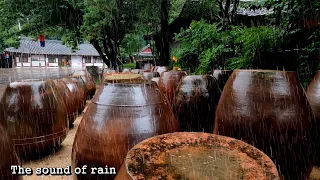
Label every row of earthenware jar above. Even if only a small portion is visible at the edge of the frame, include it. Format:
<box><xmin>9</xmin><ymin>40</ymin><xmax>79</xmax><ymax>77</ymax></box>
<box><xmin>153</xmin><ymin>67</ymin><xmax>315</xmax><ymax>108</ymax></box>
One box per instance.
<box><xmin>74</xmin><ymin>68</ymin><xmax>320</xmax><ymax>180</ymax></box>
<box><xmin>155</xmin><ymin>69</ymin><xmax>320</xmax><ymax>180</ymax></box>
<box><xmin>0</xmin><ymin>69</ymin><xmax>96</xmax><ymax>179</ymax></box>
<box><xmin>3</xmin><ymin>66</ymin><xmax>320</xmax><ymax>179</ymax></box>
<box><xmin>70</xmin><ymin>69</ymin><xmax>277</xmax><ymax>180</ymax></box>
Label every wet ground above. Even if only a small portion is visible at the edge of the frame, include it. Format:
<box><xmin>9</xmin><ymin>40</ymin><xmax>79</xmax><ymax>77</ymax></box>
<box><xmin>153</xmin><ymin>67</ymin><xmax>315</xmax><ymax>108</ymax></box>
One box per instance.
<box><xmin>1</xmin><ymin>67</ymin><xmax>320</xmax><ymax>179</ymax></box>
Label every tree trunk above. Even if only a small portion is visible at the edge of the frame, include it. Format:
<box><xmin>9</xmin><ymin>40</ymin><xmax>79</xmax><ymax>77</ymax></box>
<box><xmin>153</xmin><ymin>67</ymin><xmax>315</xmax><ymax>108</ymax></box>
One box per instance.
<box><xmin>90</xmin><ymin>39</ymin><xmax>109</xmax><ymax>66</ymax></box>
<box><xmin>158</xmin><ymin>0</ymin><xmax>170</xmax><ymax>66</ymax></box>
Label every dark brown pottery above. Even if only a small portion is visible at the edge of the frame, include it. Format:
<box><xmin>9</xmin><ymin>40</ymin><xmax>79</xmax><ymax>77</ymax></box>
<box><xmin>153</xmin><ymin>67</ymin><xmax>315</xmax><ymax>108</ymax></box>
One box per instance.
<box><xmin>74</xmin><ymin>75</ymin><xmax>96</xmax><ymax>99</ymax></box>
<box><xmin>62</xmin><ymin>78</ymin><xmax>87</xmax><ymax>114</ymax></box>
<box><xmin>53</xmin><ymin>79</ymin><xmax>78</xmax><ymax>124</ymax></box>
<box><xmin>212</xmin><ymin>70</ymin><xmax>233</xmax><ymax>91</ymax></box>
<box><xmin>142</xmin><ymin>72</ymin><xmax>160</xmax><ymax>83</ymax></box>
<box><xmin>0</xmin><ymin>80</ymin><xmax>68</xmax><ymax>159</ymax></box>
<box><xmin>72</xmin><ymin>70</ymin><xmax>96</xmax><ymax>99</ymax></box>
<box><xmin>71</xmin><ymin>81</ymin><xmax>180</xmax><ymax>180</ymax></box>
<box><xmin>158</xmin><ymin>70</ymin><xmax>187</xmax><ymax>104</ymax></box>
<box><xmin>68</xmin><ymin>76</ymin><xmax>88</xmax><ymax>99</ymax></box>
<box><xmin>130</xmin><ymin>69</ymin><xmax>140</xmax><ymax>74</ymax></box>
<box><xmin>214</xmin><ymin>69</ymin><xmax>316</xmax><ymax>180</ymax></box>
<box><xmin>151</xmin><ymin>77</ymin><xmax>159</xmax><ymax>85</ymax></box>
<box><xmin>73</xmin><ymin>69</ymin><xmax>93</xmax><ymax>79</ymax></box>
<box><xmin>115</xmin><ymin>132</ymin><xmax>280</xmax><ymax>180</ymax></box>
<box><xmin>306</xmin><ymin>70</ymin><xmax>320</xmax><ymax>166</ymax></box>
<box><xmin>153</xmin><ymin>66</ymin><xmax>169</xmax><ymax>75</ymax></box>
<box><xmin>0</xmin><ymin>124</ymin><xmax>22</xmax><ymax>180</ymax></box>
<box><xmin>103</xmin><ymin>73</ymin><xmax>144</xmax><ymax>84</ymax></box>
<box><xmin>173</xmin><ymin>75</ymin><xmax>221</xmax><ymax>133</ymax></box>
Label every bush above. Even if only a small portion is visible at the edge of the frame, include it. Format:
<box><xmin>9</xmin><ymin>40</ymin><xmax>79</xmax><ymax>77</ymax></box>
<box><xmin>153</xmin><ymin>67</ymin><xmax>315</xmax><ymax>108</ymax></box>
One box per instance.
<box><xmin>122</xmin><ymin>62</ymin><xmax>136</xmax><ymax>69</ymax></box>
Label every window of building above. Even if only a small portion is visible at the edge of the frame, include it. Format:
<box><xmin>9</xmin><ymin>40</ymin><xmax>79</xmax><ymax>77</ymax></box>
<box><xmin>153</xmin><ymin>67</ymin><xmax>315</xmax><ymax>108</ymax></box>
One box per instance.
<box><xmin>83</xmin><ymin>56</ymin><xmax>92</xmax><ymax>63</ymax></box>
<box><xmin>47</xmin><ymin>55</ymin><xmax>56</xmax><ymax>63</ymax></box>
<box><xmin>21</xmin><ymin>54</ymin><xmax>29</xmax><ymax>62</ymax></box>
<box><xmin>93</xmin><ymin>56</ymin><xmax>102</xmax><ymax>63</ymax></box>
<box><xmin>31</xmin><ymin>56</ymin><xmax>38</xmax><ymax>61</ymax></box>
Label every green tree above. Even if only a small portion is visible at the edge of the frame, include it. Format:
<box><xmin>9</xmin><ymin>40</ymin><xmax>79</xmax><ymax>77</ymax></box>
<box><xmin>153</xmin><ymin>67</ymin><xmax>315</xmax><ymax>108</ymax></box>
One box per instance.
<box><xmin>82</xmin><ymin>0</ymin><xmax>140</xmax><ymax>68</ymax></box>
<box><xmin>138</xmin><ymin>0</ymin><xmax>186</xmax><ymax>66</ymax></box>
<box><xmin>0</xmin><ymin>0</ymin><xmax>140</xmax><ymax>69</ymax></box>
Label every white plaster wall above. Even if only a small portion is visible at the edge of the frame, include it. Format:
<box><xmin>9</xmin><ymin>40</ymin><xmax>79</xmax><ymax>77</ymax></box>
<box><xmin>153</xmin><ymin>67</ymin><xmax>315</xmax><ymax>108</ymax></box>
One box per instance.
<box><xmin>71</xmin><ymin>56</ymin><xmax>83</xmax><ymax>67</ymax></box>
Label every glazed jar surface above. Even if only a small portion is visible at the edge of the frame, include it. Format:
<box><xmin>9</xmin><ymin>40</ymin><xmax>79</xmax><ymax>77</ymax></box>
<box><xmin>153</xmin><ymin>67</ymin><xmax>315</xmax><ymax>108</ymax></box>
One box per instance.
<box><xmin>214</xmin><ymin>69</ymin><xmax>316</xmax><ymax>180</ymax></box>
<box><xmin>174</xmin><ymin>75</ymin><xmax>221</xmax><ymax>133</ymax></box>
<box><xmin>158</xmin><ymin>70</ymin><xmax>187</xmax><ymax>104</ymax></box>
<box><xmin>0</xmin><ymin>124</ymin><xmax>22</xmax><ymax>180</ymax></box>
<box><xmin>71</xmin><ymin>81</ymin><xmax>180</xmax><ymax>180</ymax></box>
<box><xmin>212</xmin><ymin>70</ymin><xmax>233</xmax><ymax>91</ymax></box>
<box><xmin>53</xmin><ymin>79</ymin><xmax>78</xmax><ymax>124</ymax></box>
<box><xmin>62</xmin><ymin>77</ymin><xmax>87</xmax><ymax>114</ymax></box>
<box><xmin>0</xmin><ymin>80</ymin><xmax>68</xmax><ymax>159</ymax></box>
<box><xmin>306</xmin><ymin>70</ymin><xmax>320</xmax><ymax>166</ymax></box>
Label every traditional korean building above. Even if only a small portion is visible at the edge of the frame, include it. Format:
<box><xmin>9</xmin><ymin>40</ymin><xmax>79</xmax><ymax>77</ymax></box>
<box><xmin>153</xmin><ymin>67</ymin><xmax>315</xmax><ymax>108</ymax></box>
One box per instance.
<box><xmin>133</xmin><ymin>44</ymin><xmax>156</xmax><ymax>68</ymax></box>
<box><xmin>4</xmin><ymin>37</ymin><xmax>106</xmax><ymax>68</ymax></box>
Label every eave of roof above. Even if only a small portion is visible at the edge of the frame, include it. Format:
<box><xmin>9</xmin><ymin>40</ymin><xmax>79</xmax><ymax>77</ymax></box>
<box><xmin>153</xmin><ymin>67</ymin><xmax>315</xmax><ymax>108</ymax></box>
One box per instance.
<box><xmin>5</xmin><ymin>37</ymin><xmax>100</xmax><ymax>56</ymax></box>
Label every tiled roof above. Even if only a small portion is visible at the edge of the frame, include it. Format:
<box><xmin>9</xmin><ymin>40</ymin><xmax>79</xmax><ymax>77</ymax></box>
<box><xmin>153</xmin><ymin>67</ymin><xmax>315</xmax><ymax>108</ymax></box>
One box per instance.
<box><xmin>136</xmin><ymin>44</ymin><xmax>154</xmax><ymax>57</ymax></box>
<box><xmin>5</xmin><ymin>37</ymin><xmax>100</xmax><ymax>56</ymax></box>
<box><xmin>236</xmin><ymin>0</ymin><xmax>274</xmax><ymax>16</ymax></box>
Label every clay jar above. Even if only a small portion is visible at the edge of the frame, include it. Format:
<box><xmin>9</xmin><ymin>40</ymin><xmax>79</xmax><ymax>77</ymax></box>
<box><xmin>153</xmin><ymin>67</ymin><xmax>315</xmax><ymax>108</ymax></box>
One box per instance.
<box><xmin>0</xmin><ymin>79</ymin><xmax>68</xmax><ymax>159</ymax></box>
<box><xmin>306</xmin><ymin>70</ymin><xmax>320</xmax><ymax>166</ymax></box>
<box><xmin>115</xmin><ymin>132</ymin><xmax>280</xmax><ymax>180</ymax></box>
<box><xmin>173</xmin><ymin>75</ymin><xmax>221</xmax><ymax>133</ymax></box>
<box><xmin>212</xmin><ymin>70</ymin><xmax>233</xmax><ymax>91</ymax></box>
<box><xmin>68</xmin><ymin>76</ymin><xmax>89</xmax><ymax>99</ymax></box>
<box><xmin>62</xmin><ymin>77</ymin><xmax>87</xmax><ymax>114</ymax></box>
<box><xmin>142</xmin><ymin>72</ymin><xmax>160</xmax><ymax>83</ymax></box>
<box><xmin>103</xmin><ymin>73</ymin><xmax>144</xmax><ymax>84</ymax></box>
<box><xmin>214</xmin><ymin>69</ymin><xmax>316</xmax><ymax>180</ymax></box>
<box><xmin>0</xmin><ymin>124</ymin><xmax>22</xmax><ymax>180</ymax></box>
<box><xmin>73</xmin><ymin>69</ymin><xmax>93</xmax><ymax>80</ymax></box>
<box><xmin>72</xmin><ymin>72</ymin><xmax>96</xmax><ymax>99</ymax></box>
<box><xmin>130</xmin><ymin>69</ymin><xmax>140</xmax><ymax>74</ymax></box>
<box><xmin>154</xmin><ymin>66</ymin><xmax>169</xmax><ymax>75</ymax></box>
<box><xmin>71</xmin><ymin>80</ymin><xmax>180</xmax><ymax>180</ymax></box>
<box><xmin>158</xmin><ymin>70</ymin><xmax>187</xmax><ymax>104</ymax></box>
<box><xmin>53</xmin><ymin>79</ymin><xmax>78</xmax><ymax>124</ymax></box>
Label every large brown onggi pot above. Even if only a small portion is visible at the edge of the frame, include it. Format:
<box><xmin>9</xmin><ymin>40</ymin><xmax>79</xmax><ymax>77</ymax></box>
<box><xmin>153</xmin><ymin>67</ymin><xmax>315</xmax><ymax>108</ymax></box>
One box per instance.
<box><xmin>212</xmin><ymin>70</ymin><xmax>233</xmax><ymax>91</ymax></box>
<box><xmin>62</xmin><ymin>77</ymin><xmax>87</xmax><ymax>114</ymax></box>
<box><xmin>0</xmin><ymin>124</ymin><xmax>22</xmax><ymax>180</ymax></box>
<box><xmin>103</xmin><ymin>73</ymin><xmax>144</xmax><ymax>84</ymax></box>
<box><xmin>130</xmin><ymin>69</ymin><xmax>140</xmax><ymax>74</ymax></box>
<box><xmin>115</xmin><ymin>132</ymin><xmax>280</xmax><ymax>180</ymax></box>
<box><xmin>73</xmin><ymin>69</ymin><xmax>92</xmax><ymax>78</ymax></box>
<box><xmin>72</xmin><ymin>71</ymin><xmax>96</xmax><ymax>99</ymax></box>
<box><xmin>0</xmin><ymin>80</ymin><xmax>69</xmax><ymax>159</ymax></box>
<box><xmin>306</xmin><ymin>70</ymin><xmax>320</xmax><ymax>166</ymax></box>
<box><xmin>173</xmin><ymin>75</ymin><xmax>221</xmax><ymax>133</ymax></box>
<box><xmin>53</xmin><ymin>79</ymin><xmax>78</xmax><ymax>124</ymax></box>
<box><xmin>68</xmin><ymin>76</ymin><xmax>88</xmax><ymax>98</ymax></box>
<box><xmin>214</xmin><ymin>69</ymin><xmax>316</xmax><ymax>180</ymax></box>
<box><xmin>71</xmin><ymin>81</ymin><xmax>180</xmax><ymax>180</ymax></box>
<box><xmin>158</xmin><ymin>70</ymin><xmax>187</xmax><ymax>104</ymax></box>
<box><xmin>153</xmin><ymin>66</ymin><xmax>169</xmax><ymax>75</ymax></box>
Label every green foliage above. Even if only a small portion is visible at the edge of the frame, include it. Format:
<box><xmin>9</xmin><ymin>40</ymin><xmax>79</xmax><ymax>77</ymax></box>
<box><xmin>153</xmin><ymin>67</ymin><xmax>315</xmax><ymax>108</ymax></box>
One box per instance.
<box><xmin>231</xmin><ymin>25</ymin><xmax>284</xmax><ymax>67</ymax></box>
<box><xmin>172</xmin><ymin>20</ymin><xmax>284</xmax><ymax>74</ymax></box>
<box><xmin>169</xmin><ymin>0</ymin><xmax>186</xmax><ymax>24</ymax></box>
<box><xmin>122</xmin><ymin>62</ymin><xmax>136</xmax><ymax>69</ymax></box>
<box><xmin>120</xmin><ymin>32</ymin><xmax>145</xmax><ymax>57</ymax></box>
